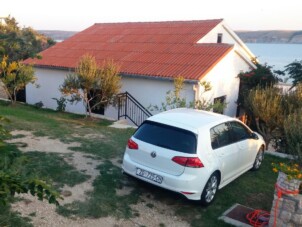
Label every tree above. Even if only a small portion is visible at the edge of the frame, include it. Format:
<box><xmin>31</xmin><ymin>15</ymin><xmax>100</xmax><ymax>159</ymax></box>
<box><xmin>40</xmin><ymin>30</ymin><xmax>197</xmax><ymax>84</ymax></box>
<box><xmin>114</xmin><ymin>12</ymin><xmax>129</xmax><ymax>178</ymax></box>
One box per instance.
<box><xmin>0</xmin><ymin>56</ymin><xmax>36</xmax><ymax>104</ymax></box>
<box><xmin>246</xmin><ymin>84</ymin><xmax>302</xmax><ymax>152</ymax></box>
<box><xmin>0</xmin><ymin>16</ymin><xmax>55</xmax><ymax>62</ymax></box>
<box><xmin>237</xmin><ymin>62</ymin><xmax>281</xmax><ymax>111</ymax></box>
<box><xmin>194</xmin><ymin>81</ymin><xmax>227</xmax><ymax>112</ymax></box>
<box><xmin>246</xmin><ymin>86</ymin><xmax>283</xmax><ymax>148</ymax></box>
<box><xmin>282</xmin><ymin>84</ymin><xmax>302</xmax><ymax>115</ymax></box>
<box><xmin>149</xmin><ymin>76</ymin><xmax>227</xmax><ymax>112</ymax></box>
<box><xmin>60</xmin><ymin>54</ymin><xmax>121</xmax><ymax>117</ymax></box>
<box><xmin>0</xmin><ymin>116</ymin><xmax>60</xmax><ymax>205</ymax></box>
<box><xmin>149</xmin><ymin>76</ymin><xmax>187</xmax><ymax>111</ymax></box>
<box><xmin>283</xmin><ymin>60</ymin><xmax>302</xmax><ymax>88</ymax></box>
<box><xmin>284</xmin><ymin>109</ymin><xmax>302</xmax><ymax>165</ymax></box>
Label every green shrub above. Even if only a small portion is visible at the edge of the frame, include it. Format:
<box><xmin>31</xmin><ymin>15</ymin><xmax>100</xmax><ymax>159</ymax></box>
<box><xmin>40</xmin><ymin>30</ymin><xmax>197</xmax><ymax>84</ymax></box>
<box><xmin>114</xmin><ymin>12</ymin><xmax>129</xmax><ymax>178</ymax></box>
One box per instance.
<box><xmin>52</xmin><ymin>97</ymin><xmax>67</xmax><ymax>112</ymax></box>
<box><xmin>284</xmin><ymin>110</ymin><xmax>302</xmax><ymax>165</ymax></box>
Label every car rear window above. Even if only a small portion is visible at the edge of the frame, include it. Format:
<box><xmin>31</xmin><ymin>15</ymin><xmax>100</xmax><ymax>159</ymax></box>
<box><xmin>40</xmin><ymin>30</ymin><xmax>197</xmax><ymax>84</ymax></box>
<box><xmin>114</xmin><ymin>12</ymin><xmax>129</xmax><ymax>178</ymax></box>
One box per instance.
<box><xmin>133</xmin><ymin>121</ymin><xmax>197</xmax><ymax>154</ymax></box>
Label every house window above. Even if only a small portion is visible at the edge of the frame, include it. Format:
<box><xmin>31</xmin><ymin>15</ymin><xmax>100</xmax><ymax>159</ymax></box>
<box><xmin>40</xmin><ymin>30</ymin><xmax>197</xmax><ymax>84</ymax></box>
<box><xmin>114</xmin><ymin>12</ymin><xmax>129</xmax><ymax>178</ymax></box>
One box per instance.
<box><xmin>213</xmin><ymin>95</ymin><xmax>226</xmax><ymax>114</ymax></box>
<box><xmin>217</xmin><ymin>33</ymin><xmax>223</xmax><ymax>43</ymax></box>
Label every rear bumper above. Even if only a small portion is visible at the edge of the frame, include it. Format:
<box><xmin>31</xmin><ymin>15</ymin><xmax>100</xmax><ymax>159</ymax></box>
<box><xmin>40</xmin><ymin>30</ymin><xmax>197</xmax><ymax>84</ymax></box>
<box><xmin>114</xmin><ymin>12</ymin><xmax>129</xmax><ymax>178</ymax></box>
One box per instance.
<box><xmin>122</xmin><ymin>152</ymin><xmax>209</xmax><ymax>200</ymax></box>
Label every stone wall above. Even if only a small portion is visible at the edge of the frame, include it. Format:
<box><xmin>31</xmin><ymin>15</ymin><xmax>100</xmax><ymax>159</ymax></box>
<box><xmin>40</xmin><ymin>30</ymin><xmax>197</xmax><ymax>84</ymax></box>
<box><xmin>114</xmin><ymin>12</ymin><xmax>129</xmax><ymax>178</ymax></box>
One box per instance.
<box><xmin>269</xmin><ymin>172</ymin><xmax>302</xmax><ymax>226</ymax></box>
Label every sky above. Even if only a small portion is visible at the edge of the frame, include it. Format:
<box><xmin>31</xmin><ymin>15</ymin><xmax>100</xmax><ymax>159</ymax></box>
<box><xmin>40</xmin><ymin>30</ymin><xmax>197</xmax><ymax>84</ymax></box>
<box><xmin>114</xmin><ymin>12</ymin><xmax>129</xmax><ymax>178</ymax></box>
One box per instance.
<box><xmin>1</xmin><ymin>0</ymin><xmax>302</xmax><ymax>31</ymax></box>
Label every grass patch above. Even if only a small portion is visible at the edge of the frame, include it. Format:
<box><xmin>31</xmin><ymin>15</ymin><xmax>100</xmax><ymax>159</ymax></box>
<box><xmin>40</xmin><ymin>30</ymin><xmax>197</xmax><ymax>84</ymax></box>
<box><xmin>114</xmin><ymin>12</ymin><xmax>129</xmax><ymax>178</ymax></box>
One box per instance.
<box><xmin>57</xmin><ymin>161</ymin><xmax>141</xmax><ymax>218</ymax></box>
<box><xmin>133</xmin><ymin>154</ymin><xmax>280</xmax><ymax>226</ymax></box>
<box><xmin>69</xmin><ymin>128</ymin><xmax>133</xmax><ymax>159</ymax></box>
<box><xmin>146</xmin><ymin>203</ymin><xmax>154</xmax><ymax>209</ymax></box>
<box><xmin>0</xmin><ymin>101</ymin><xmax>114</xmax><ymax>142</ymax></box>
<box><xmin>20</xmin><ymin>152</ymin><xmax>90</xmax><ymax>189</ymax></box>
<box><xmin>0</xmin><ymin>101</ymin><xmax>134</xmax><ymax>159</ymax></box>
<box><xmin>0</xmin><ymin>143</ymin><xmax>34</xmax><ymax>226</ymax></box>
<box><xmin>0</xmin><ymin>101</ymin><xmax>287</xmax><ymax>226</ymax></box>
<box><xmin>0</xmin><ymin>203</ymin><xmax>32</xmax><ymax>227</ymax></box>
<box><xmin>28</xmin><ymin>212</ymin><xmax>36</xmax><ymax>217</ymax></box>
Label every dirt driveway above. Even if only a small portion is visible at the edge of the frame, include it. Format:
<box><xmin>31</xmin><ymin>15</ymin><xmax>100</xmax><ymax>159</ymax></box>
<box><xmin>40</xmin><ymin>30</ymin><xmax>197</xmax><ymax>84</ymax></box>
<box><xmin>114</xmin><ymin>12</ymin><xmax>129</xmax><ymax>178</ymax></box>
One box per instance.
<box><xmin>8</xmin><ymin>130</ymin><xmax>190</xmax><ymax>227</ymax></box>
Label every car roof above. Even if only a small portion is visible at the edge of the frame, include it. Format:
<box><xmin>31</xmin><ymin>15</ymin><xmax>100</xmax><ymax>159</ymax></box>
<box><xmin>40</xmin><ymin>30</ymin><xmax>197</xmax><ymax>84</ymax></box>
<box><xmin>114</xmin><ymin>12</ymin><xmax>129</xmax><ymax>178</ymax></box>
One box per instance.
<box><xmin>147</xmin><ymin>108</ymin><xmax>236</xmax><ymax>133</ymax></box>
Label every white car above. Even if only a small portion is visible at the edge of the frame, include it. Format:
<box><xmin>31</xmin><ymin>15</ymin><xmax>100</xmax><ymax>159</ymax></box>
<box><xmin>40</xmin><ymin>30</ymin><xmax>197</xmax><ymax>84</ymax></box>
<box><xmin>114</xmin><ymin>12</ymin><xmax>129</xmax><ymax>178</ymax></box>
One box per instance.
<box><xmin>122</xmin><ymin>108</ymin><xmax>265</xmax><ymax>205</ymax></box>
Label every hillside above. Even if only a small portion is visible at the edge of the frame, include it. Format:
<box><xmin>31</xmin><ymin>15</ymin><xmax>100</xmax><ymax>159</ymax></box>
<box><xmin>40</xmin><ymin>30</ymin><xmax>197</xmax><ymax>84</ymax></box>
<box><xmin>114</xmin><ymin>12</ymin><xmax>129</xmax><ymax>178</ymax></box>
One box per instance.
<box><xmin>38</xmin><ymin>30</ymin><xmax>77</xmax><ymax>41</ymax></box>
<box><xmin>236</xmin><ymin>30</ymin><xmax>302</xmax><ymax>43</ymax></box>
<box><xmin>39</xmin><ymin>30</ymin><xmax>302</xmax><ymax>44</ymax></box>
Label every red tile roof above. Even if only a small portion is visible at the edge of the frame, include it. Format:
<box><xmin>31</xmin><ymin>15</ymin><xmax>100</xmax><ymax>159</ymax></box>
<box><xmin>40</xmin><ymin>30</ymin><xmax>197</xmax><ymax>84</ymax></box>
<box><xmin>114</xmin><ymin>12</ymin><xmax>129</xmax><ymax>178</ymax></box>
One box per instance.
<box><xmin>25</xmin><ymin>19</ymin><xmax>233</xmax><ymax>81</ymax></box>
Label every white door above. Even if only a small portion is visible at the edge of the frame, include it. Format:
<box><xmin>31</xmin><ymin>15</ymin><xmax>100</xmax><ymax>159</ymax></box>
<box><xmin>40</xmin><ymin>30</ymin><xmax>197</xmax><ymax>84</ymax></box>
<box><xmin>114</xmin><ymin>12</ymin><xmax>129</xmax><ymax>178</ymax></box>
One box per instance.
<box><xmin>210</xmin><ymin>123</ymin><xmax>240</xmax><ymax>183</ymax></box>
<box><xmin>229</xmin><ymin>121</ymin><xmax>258</xmax><ymax>171</ymax></box>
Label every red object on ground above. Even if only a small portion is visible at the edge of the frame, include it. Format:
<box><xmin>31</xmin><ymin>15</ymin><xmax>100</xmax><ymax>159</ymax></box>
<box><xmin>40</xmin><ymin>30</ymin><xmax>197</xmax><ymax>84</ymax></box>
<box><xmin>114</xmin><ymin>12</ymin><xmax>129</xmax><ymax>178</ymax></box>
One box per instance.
<box><xmin>246</xmin><ymin>210</ymin><xmax>270</xmax><ymax>227</ymax></box>
<box><xmin>246</xmin><ymin>183</ymin><xmax>299</xmax><ymax>227</ymax></box>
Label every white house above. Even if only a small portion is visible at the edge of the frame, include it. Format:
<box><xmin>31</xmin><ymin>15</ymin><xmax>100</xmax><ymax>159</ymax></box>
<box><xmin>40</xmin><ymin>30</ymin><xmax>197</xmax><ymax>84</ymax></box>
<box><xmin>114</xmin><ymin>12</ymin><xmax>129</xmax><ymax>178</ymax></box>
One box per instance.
<box><xmin>24</xmin><ymin>19</ymin><xmax>256</xmax><ymax>124</ymax></box>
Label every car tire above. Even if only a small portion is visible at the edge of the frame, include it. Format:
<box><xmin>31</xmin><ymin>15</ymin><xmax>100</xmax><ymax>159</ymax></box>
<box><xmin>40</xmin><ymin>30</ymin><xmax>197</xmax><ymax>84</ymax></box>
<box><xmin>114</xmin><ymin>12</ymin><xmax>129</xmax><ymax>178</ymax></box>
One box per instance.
<box><xmin>200</xmin><ymin>173</ymin><xmax>219</xmax><ymax>206</ymax></box>
<box><xmin>252</xmin><ymin>147</ymin><xmax>264</xmax><ymax>171</ymax></box>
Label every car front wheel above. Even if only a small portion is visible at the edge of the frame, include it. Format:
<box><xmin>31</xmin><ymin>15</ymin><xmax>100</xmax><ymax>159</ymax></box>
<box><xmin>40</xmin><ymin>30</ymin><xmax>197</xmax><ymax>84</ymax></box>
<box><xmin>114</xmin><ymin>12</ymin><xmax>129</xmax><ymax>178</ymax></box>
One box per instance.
<box><xmin>252</xmin><ymin>147</ymin><xmax>264</xmax><ymax>171</ymax></box>
<box><xmin>200</xmin><ymin>173</ymin><xmax>219</xmax><ymax>206</ymax></box>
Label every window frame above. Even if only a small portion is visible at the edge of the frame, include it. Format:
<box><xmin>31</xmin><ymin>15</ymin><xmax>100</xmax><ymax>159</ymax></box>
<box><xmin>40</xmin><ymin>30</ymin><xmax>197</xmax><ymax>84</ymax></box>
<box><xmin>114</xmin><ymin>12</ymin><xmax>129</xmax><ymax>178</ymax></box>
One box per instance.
<box><xmin>133</xmin><ymin>120</ymin><xmax>198</xmax><ymax>154</ymax></box>
<box><xmin>217</xmin><ymin>33</ymin><xmax>223</xmax><ymax>43</ymax></box>
<box><xmin>210</xmin><ymin>120</ymin><xmax>253</xmax><ymax>150</ymax></box>
<box><xmin>210</xmin><ymin>122</ymin><xmax>233</xmax><ymax>150</ymax></box>
<box><xmin>213</xmin><ymin>95</ymin><xmax>226</xmax><ymax>114</ymax></box>
<box><xmin>228</xmin><ymin>121</ymin><xmax>253</xmax><ymax>143</ymax></box>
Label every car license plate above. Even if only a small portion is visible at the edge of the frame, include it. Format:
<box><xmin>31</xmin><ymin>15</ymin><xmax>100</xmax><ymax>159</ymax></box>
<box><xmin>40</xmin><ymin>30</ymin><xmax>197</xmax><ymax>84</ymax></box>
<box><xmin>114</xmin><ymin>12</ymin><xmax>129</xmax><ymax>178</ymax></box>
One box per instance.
<box><xmin>136</xmin><ymin>168</ymin><xmax>163</xmax><ymax>184</ymax></box>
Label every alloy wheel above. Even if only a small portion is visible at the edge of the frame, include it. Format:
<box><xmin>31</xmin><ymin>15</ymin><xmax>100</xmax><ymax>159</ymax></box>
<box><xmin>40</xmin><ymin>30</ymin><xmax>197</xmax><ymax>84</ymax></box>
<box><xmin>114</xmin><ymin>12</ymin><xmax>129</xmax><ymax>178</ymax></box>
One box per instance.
<box><xmin>254</xmin><ymin>149</ymin><xmax>264</xmax><ymax>169</ymax></box>
<box><xmin>205</xmin><ymin>175</ymin><xmax>218</xmax><ymax>203</ymax></box>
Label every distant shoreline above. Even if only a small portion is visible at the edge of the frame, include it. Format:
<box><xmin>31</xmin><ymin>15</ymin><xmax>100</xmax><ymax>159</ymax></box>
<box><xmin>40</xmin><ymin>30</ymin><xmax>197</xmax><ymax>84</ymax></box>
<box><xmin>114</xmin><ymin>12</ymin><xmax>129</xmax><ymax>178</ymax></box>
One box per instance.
<box><xmin>38</xmin><ymin>30</ymin><xmax>302</xmax><ymax>44</ymax></box>
<box><xmin>236</xmin><ymin>30</ymin><xmax>302</xmax><ymax>44</ymax></box>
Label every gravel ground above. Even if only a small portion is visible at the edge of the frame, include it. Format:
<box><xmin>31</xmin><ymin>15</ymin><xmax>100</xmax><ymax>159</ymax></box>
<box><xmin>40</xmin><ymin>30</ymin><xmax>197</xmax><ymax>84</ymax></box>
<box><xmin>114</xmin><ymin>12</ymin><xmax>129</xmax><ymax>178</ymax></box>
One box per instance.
<box><xmin>8</xmin><ymin>130</ymin><xmax>190</xmax><ymax>227</ymax></box>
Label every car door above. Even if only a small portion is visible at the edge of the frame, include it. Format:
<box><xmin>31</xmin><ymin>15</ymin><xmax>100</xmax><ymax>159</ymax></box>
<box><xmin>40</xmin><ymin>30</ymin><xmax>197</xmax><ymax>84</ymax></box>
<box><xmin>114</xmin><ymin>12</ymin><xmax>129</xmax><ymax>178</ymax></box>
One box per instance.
<box><xmin>210</xmin><ymin>123</ymin><xmax>239</xmax><ymax>183</ymax></box>
<box><xmin>229</xmin><ymin>121</ymin><xmax>258</xmax><ymax>172</ymax></box>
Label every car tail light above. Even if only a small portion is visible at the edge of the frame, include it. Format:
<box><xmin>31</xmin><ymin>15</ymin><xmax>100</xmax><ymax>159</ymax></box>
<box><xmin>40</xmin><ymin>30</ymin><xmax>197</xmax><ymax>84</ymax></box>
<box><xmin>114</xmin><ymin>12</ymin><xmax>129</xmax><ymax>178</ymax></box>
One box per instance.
<box><xmin>128</xmin><ymin>139</ymin><xmax>138</xmax><ymax>150</ymax></box>
<box><xmin>172</xmin><ymin>156</ymin><xmax>204</xmax><ymax>168</ymax></box>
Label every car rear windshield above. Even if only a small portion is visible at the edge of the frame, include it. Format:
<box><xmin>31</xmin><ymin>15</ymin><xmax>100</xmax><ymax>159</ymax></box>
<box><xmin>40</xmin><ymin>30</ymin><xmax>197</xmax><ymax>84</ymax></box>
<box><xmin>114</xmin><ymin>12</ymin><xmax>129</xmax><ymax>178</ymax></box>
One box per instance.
<box><xmin>133</xmin><ymin>121</ymin><xmax>197</xmax><ymax>154</ymax></box>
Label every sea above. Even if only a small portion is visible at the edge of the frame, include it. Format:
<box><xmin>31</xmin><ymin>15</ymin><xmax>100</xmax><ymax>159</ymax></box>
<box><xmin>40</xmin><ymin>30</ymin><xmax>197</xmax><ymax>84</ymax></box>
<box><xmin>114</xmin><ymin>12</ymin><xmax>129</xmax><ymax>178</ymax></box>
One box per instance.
<box><xmin>246</xmin><ymin>43</ymin><xmax>302</xmax><ymax>79</ymax></box>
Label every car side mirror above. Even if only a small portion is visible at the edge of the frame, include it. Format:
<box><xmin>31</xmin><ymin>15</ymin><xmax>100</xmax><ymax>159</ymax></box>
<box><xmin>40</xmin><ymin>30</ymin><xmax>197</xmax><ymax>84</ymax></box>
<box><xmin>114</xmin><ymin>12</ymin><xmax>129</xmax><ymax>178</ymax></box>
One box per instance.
<box><xmin>251</xmin><ymin>132</ymin><xmax>259</xmax><ymax>140</ymax></box>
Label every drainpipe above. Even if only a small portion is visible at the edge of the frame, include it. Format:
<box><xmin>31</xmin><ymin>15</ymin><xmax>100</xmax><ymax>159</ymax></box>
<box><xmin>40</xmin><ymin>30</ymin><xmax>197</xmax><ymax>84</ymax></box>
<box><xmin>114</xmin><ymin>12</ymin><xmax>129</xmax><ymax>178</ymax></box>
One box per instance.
<box><xmin>193</xmin><ymin>83</ymin><xmax>199</xmax><ymax>107</ymax></box>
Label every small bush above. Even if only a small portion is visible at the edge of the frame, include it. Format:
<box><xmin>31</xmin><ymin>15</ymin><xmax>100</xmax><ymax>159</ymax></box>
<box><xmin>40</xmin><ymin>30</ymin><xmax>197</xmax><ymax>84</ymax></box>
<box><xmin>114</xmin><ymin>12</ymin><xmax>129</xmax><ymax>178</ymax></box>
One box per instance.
<box><xmin>284</xmin><ymin>110</ymin><xmax>302</xmax><ymax>164</ymax></box>
<box><xmin>52</xmin><ymin>97</ymin><xmax>67</xmax><ymax>112</ymax></box>
<box><xmin>34</xmin><ymin>101</ymin><xmax>44</xmax><ymax>109</ymax></box>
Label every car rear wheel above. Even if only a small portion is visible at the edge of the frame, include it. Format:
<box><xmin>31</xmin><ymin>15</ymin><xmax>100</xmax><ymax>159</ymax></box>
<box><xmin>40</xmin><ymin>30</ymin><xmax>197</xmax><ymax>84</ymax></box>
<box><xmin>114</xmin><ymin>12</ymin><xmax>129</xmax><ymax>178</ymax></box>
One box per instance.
<box><xmin>200</xmin><ymin>173</ymin><xmax>219</xmax><ymax>206</ymax></box>
<box><xmin>252</xmin><ymin>147</ymin><xmax>264</xmax><ymax>171</ymax></box>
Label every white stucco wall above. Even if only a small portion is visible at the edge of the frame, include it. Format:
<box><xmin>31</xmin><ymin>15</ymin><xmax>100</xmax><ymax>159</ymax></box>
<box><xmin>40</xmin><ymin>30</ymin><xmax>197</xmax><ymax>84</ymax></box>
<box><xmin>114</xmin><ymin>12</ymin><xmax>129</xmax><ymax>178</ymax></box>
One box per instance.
<box><xmin>198</xmin><ymin>22</ymin><xmax>256</xmax><ymax>64</ymax></box>
<box><xmin>106</xmin><ymin>76</ymin><xmax>195</xmax><ymax>120</ymax></box>
<box><xmin>26</xmin><ymin>68</ymin><xmax>86</xmax><ymax>115</ymax></box>
<box><xmin>198</xmin><ymin>23</ymin><xmax>236</xmax><ymax>44</ymax></box>
<box><xmin>27</xmin><ymin>68</ymin><xmax>196</xmax><ymax>120</ymax></box>
<box><xmin>198</xmin><ymin>49</ymin><xmax>251</xmax><ymax>117</ymax></box>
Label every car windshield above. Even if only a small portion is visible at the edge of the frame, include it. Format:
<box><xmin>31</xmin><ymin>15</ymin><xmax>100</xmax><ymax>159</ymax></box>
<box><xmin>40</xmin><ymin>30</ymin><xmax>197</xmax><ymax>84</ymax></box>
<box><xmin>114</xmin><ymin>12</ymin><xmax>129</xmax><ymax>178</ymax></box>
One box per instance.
<box><xmin>133</xmin><ymin>121</ymin><xmax>197</xmax><ymax>154</ymax></box>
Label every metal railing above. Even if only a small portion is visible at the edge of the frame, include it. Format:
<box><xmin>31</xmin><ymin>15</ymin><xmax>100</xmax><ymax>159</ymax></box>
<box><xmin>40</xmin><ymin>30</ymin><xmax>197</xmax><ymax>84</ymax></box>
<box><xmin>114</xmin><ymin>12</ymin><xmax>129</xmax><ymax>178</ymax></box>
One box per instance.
<box><xmin>117</xmin><ymin>92</ymin><xmax>152</xmax><ymax>127</ymax></box>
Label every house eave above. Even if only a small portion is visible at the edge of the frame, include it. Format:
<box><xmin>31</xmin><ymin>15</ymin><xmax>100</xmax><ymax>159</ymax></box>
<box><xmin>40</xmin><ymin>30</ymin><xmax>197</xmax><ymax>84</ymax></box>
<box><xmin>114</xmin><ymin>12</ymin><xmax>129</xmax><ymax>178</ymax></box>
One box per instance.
<box><xmin>32</xmin><ymin>65</ymin><xmax>199</xmax><ymax>84</ymax></box>
<box><xmin>121</xmin><ymin>73</ymin><xmax>199</xmax><ymax>84</ymax></box>
<box><xmin>31</xmin><ymin>64</ymin><xmax>75</xmax><ymax>72</ymax></box>
<box><xmin>222</xmin><ymin>23</ymin><xmax>258</xmax><ymax>68</ymax></box>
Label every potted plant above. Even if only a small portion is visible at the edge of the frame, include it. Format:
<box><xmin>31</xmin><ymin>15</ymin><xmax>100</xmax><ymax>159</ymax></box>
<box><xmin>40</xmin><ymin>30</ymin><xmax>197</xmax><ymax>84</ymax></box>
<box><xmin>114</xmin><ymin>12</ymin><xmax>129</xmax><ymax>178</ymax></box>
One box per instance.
<box><xmin>272</xmin><ymin>162</ymin><xmax>302</xmax><ymax>192</ymax></box>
